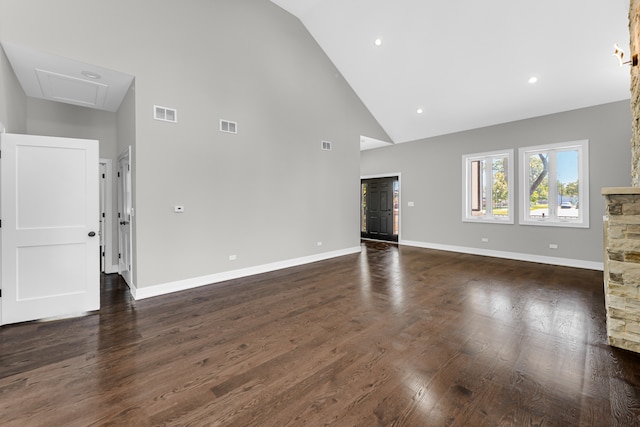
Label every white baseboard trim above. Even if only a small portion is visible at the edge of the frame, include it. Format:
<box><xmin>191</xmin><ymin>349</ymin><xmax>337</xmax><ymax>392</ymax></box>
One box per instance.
<box><xmin>130</xmin><ymin>246</ymin><xmax>362</xmax><ymax>300</ymax></box>
<box><xmin>400</xmin><ymin>240</ymin><xmax>604</xmax><ymax>271</ymax></box>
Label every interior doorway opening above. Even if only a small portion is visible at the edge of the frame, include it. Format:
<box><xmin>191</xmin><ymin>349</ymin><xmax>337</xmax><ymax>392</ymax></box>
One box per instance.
<box><xmin>361</xmin><ymin>175</ymin><xmax>400</xmax><ymax>242</ymax></box>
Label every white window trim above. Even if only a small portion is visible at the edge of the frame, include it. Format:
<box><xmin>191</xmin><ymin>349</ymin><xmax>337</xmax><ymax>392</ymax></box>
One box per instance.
<box><xmin>462</xmin><ymin>149</ymin><xmax>514</xmax><ymax>224</ymax></box>
<box><xmin>518</xmin><ymin>140</ymin><xmax>589</xmax><ymax>228</ymax></box>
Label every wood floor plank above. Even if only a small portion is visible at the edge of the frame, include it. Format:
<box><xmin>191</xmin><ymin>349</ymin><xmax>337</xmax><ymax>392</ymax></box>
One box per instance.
<box><xmin>1</xmin><ymin>241</ymin><xmax>640</xmax><ymax>426</ymax></box>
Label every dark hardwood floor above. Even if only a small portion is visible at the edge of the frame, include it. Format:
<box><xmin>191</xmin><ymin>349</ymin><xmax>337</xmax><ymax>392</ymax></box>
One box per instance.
<box><xmin>1</xmin><ymin>241</ymin><xmax>640</xmax><ymax>426</ymax></box>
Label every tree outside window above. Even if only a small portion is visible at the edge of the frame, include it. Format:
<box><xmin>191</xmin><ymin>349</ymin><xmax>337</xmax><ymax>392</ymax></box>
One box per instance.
<box><xmin>462</xmin><ymin>149</ymin><xmax>514</xmax><ymax>224</ymax></box>
<box><xmin>520</xmin><ymin>141</ymin><xmax>588</xmax><ymax>227</ymax></box>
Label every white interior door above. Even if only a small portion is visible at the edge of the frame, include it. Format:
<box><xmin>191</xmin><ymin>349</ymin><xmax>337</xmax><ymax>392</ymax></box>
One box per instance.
<box><xmin>1</xmin><ymin>133</ymin><xmax>99</xmax><ymax>325</ymax></box>
<box><xmin>118</xmin><ymin>147</ymin><xmax>133</xmax><ymax>286</ymax></box>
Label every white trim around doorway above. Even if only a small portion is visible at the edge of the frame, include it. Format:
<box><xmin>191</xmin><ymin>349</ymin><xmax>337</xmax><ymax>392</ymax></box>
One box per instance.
<box><xmin>360</xmin><ymin>172</ymin><xmax>402</xmax><ymax>242</ymax></box>
<box><xmin>100</xmin><ymin>158</ymin><xmax>118</xmax><ymax>274</ymax></box>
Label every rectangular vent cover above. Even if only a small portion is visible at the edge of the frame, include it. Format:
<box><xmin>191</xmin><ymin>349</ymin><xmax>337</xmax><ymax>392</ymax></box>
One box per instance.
<box><xmin>220</xmin><ymin>119</ymin><xmax>237</xmax><ymax>134</ymax></box>
<box><xmin>154</xmin><ymin>105</ymin><xmax>177</xmax><ymax>123</ymax></box>
<box><xmin>321</xmin><ymin>140</ymin><xmax>332</xmax><ymax>151</ymax></box>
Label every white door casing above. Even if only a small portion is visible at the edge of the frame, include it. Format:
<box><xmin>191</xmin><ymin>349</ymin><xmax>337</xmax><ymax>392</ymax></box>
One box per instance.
<box><xmin>1</xmin><ymin>133</ymin><xmax>100</xmax><ymax>325</ymax></box>
<box><xmin>99</xmin><ymin>158</ymin><xmax>115</xmax><ymax>274</ymax></box>
<box><xmin>117</xmin><ymin>147</ymin><xmax>133</xmax><ymax>287</ymax></box>
<box><xmin>100</xmin><ymin>162</ymin><xmax>106</xmax><ymax>272</ymax></box>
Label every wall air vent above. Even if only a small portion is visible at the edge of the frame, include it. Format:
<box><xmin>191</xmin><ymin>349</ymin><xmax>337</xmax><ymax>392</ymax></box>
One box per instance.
<box><xmin>321</xmin><ymin>140</ymin><xmax>332</xmax><ymax>151</ymax></box>
<box><xmin>154</xmin><ymin>105</ymin><xmax>177</xmax><ymax>123</ymax></box>
<box><xmin>220</xmin><ymin>119</ymin><xmax>237</xmax><ymax>134</ymax></box>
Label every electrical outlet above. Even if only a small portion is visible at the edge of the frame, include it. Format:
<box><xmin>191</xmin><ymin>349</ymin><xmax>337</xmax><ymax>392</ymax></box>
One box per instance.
<box><xmin>549</xmin><ymin>244</ymin><xmax>558</xmax><ymax>249</ymax></box>
<box><xmin>481</xmin><ymin>237</ymin><xmax>489</xmax><ymax>243</ymax></box>
<box><xmin>174</xmin><ymin>205</ymin><xmax>184</xmax><ymax>213</ymax></box>
<box><xmin>317</xmin><ymin>241</ymin><xmax>323</xmax><ymax>247</ymax></box>
<box><xmin>229</xmin><ymin>254</ymin><xmax>237</xmax><ymax>261</ymax></box>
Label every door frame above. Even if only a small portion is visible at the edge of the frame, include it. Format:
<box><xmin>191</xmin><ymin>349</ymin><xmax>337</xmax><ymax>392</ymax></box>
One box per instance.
<box><xmin>99</xmin><ymin>158</ymin><xmax>116</xmax><ymax>274</ymax></box>
<box><xmin>360</xmin><ymin>173</ymin><xmax>402</xmax><ymax>242</ymax></box>
<box><xmin>117</xmin><ymin>146</ymin><xmax>134</xmax><ymax>288</ymax></box>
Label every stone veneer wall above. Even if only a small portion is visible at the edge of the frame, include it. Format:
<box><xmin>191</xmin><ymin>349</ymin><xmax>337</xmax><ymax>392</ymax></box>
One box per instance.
<box><xmin>603</xmin><ymin>188</ymin><xmax>640</xmax><ymax>352</ymax></box>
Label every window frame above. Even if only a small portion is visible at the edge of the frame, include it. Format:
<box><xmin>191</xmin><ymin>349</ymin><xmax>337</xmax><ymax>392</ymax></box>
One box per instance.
<box><xmin>462</xmin><ymin>149</ymin><xmax>514</xmax><ymax>224</ymax></box>
<box><xmin>518</xmin><ymin>140</ymin><xmax>589</xmax><ymax>228</ymax></box>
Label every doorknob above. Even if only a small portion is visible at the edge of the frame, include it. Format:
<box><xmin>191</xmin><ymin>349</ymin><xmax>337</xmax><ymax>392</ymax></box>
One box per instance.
<box><xmin>120</xmin><ymin>221</ymin><xmax>130</xmax><ymax>225</ymax></box>
<box><xmin>88</xmin><ymin>231</ymin><xmax>96</xmax><ymax>237</ymax></box>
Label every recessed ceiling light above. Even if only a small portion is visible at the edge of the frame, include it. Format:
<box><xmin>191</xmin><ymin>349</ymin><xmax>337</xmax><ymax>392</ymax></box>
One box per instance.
<box><xmin>416</xmin><ymin>108</ymin><xmax>424</xmax><ymax>114</ymax></box>
<box><xmin>81</xmin><ymin>70</ymin><xmax>101</xmax><ymax>79</ymax></box>
<box><xmin>374</xmin><ymin>38</ymin><xmax>382</xmax><ymax>46</ymax></box>
<box><xmin>528</xmin><ymin>76</ymin><xmax>538</xmax><ymax>84</ymax></box>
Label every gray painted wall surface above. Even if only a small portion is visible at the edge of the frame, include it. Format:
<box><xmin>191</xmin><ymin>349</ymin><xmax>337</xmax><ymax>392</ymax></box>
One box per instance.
<box><xmin>0</xmin><ymin>47</ymin><xmax>25</xmax><ymax>133</ymax></box>
<box><xmin>0</xmin><ymin>0</ymin><xmax>389</xmax><ymax>289</ymax></box>
<box><xmin>25</xmin><ymin>98</ymin><xmax>120</xmax><ymax>266</ymax></box>
<box><xmin>26</xmin><ymin>98</ymin><xmax>117</xmax><ymax>162</ymax></box>
<box><xmin>361</xmin><ymin>100</ymin><xmax>632</xmax><ymax>264</ymax></box>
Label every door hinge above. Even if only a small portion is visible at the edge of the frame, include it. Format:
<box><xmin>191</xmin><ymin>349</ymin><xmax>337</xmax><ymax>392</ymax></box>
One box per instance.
<box><xmin>102</xmin><ymin>173</ymin><xmax>105</xmax><ymax>179</ymax></box>
<box><xmin>117</xmin><ymin>171</ymin><xmax>120</xmax><ymax>178</ymax></box>
<box><xmin>102</xmin><ymin>212</ymin><xmax>105</xmax><ymax>218</ymax></box>
<box><xmin>119</xmin><ymin>253</ymin><xmax>121</xmax><ymax>259</ymax></box>
<box><xmin>118</xmin><ymin>212</ymin><xmax>121</xmax><ymax>218</ymax></box>
<box><xmin>0</xmin><ymin>289</ymin><xmax>2</xmax><ymax>298</ymax></box>
<box><xmin>128</xmin><ymin>164</ymin><xmax>130</xmax><ymax>171</ymax></box>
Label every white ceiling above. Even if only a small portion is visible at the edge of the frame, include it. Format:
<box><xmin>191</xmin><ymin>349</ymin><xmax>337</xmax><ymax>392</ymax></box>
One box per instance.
<box><xmin>2</xmin><ymin>42</ymin><xmax>134</xmax><ymax>113</ymax></box>
<box><xmin>271</xmin><ymin>0</ymin><xmax>632</xmax><ymax>145</ymax></box>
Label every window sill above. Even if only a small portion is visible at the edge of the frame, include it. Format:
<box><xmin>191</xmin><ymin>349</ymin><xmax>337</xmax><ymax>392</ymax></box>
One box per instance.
<box><xmin>519</xmin><ymin>219</ymin><xmax>589</xmax><ymax>228</ymax></box>
<box><xmin>463</xmin><ymin>217</ymin><xmax>514</xmax><ymax>225</ymax></box>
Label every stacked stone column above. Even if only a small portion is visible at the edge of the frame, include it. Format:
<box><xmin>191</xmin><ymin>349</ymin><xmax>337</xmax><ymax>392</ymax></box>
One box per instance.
<box><xmin>603</xmin><ymin>188</ymin><xmax>640</xmax><ymax>352</ymax></box>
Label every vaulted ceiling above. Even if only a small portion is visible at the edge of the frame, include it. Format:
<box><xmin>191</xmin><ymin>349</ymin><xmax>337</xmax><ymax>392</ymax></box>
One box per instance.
<box><xmin>271</xmin><ymin>0</ymin><xmax>631</xmax><ymax>145</ymax></box>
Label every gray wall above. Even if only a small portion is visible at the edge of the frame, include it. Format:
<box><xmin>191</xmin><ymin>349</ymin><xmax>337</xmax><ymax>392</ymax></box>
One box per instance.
<box><xmin>25</xmin><ymin>98</ymin><xmax>120</xmax><ymax>267</ymax></box>
<box><xmin>26</xmin><ymin>98</ymin><xmax>118</xmax><ymax>161</ymax></box>
<box><xmin>361</xmin><ymin>100</ymin><xmax>632</xmax><ymax>265</ymax></box>
<box><xmin>0</xmin><ymin>46</ymin><xmax>25</xmax><ymax>133</ymax></box>
<box><xmin>0</xmin><ymin>0</ymin><xmax>389</xmax><ymax>289</ymax></box>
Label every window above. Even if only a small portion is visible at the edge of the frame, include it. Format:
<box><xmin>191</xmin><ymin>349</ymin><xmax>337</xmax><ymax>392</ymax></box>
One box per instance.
<box><xmin>462</xmin><ymin>149</ymin><xmax>514</xmax><ymax>223</ymax></box>
<box><xmin>361</xmin><ymin>182</ymin><xmax>367</xmax><ymax>233</ymax></box>
<box><xmin>393</xmin><ymin>180</ymin><xmax>399</xmax><ymax>236</ymax></box>
<box><xmin>519</xmin><ymin>140</ymin><xmax>589</xmax><ymax>228</ymax></box>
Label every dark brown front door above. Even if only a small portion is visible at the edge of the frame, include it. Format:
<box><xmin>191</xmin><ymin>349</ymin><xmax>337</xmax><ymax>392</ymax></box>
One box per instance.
<box><xmin>361</xmin><ymin>177</ymin><xmax>398</xmax><ymax>242</ymax></box>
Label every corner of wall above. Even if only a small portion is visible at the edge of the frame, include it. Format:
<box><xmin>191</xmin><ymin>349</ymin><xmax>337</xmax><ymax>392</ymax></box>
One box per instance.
<box><xmin>0</xmin><ymin>45</ymin><xmax>26</xmax><ymax>133</ymax></box>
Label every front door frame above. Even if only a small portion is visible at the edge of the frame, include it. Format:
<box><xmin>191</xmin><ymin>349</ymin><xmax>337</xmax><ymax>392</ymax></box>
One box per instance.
<box><xmin>360</xmin><ymin>172</ymin><xmax>402</xmax><ymax>242</ymax></box>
